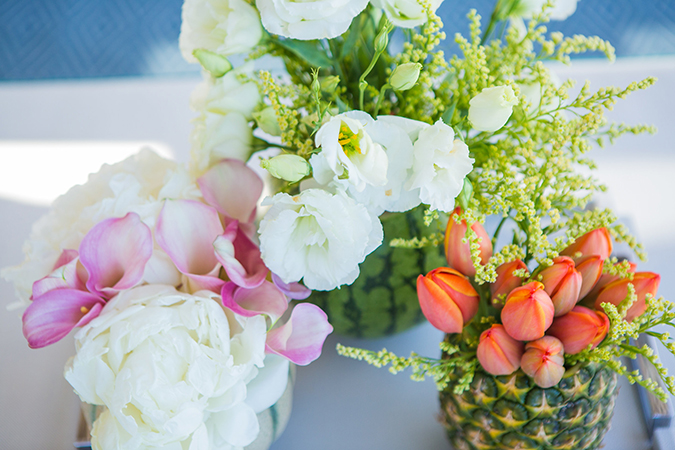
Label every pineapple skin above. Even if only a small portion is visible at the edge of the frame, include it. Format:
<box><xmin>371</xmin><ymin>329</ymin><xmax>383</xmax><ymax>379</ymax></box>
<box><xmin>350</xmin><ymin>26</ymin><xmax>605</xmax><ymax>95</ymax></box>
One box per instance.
<box><xmin>439</xmin><ymin>363</ymin><xmax>619</xmax><ymax>450</ymax></box>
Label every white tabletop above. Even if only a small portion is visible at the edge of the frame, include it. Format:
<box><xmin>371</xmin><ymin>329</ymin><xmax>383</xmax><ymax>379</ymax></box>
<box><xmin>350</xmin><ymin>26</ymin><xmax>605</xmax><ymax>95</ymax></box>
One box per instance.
<box><xmin>1</xmin><ymin>56</ymin><xmax>674</xmax><ymax>449</ymax></box>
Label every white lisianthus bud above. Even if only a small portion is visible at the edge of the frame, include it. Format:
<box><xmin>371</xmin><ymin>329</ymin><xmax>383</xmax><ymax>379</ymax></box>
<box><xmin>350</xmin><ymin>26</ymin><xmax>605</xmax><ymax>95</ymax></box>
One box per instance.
<box><xmin>371</xmin><ymin>0</ymin><xmax>444</xmax><ymax>28</ymax></box>
<box><xmin>312</xmin><ymin>111</ymin><xmax>389</xmax><ymax>192</ymax></box>
<box><xmin>253</xmin><ymin>107</ymin><xmax>282</xmax><ymax>136</ymax></box>
<box><xmin>256</xmin><ymin>0</ymin><xmax>368</xmax><ymax>40</ymax></box>
<box><xmin>468</xmin><ymin>85</ymin><xmax>519</xmax><ymax>132</ymax></box>
<box><xmin>261</xmin><ymin>154</ymin><xmax>310</xmax><ymax>182</ymax></box>
<box><xmin>259</xmin><ymin>189</ymin><xmax>383</xmax><ymax>290</ymax></box>
<box><xmin>180</xmin><ymin>0</ymin><xmax>263</xmax><ymax>62</ymax></box>
<box><xmin>389</xmin><ymin>63</ymin><xmax>422</xmax><ymax>91</ymax></box>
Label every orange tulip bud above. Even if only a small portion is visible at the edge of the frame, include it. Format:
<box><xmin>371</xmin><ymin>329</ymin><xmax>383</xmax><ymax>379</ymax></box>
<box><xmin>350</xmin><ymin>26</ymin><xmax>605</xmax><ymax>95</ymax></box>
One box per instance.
<box><xmin>477</xmin><ymin>324</ymin><xmax>524</xmax><ymax>376</ymax></box>
<box><xmin>584</xmin><ymin>261</ymin><xmax>637</xmax><ymax>304</ymax></box>
<box><xmin>560</xmin><ymin>227</ymin><xmax>612</xmax><ymax>262</ymax></box>
<box><xmin>490</xmin><ymin>259</ymin><xmax>528</xmax><ymax>305</ymax></box>
<box><xmin>539</xmin><ymin>256</ymin><xmax>582</xmax><ymax>316</ymax></box>
<box><xmin>594</xmin><ymin>272</ymin><xmax>661</xmax><ymax>322</ymax></box>
<box><xmin>444</xmin><ymin>207</ymin><xmax>493</xmax><ymax>277</ymax></box>
<box><xmin>520</xmin><ymin>336</ymin><xmax>565</xmax><ymax>388</ymax></box>
<box><xmin>575</xmin><ymin>255</ymin><xmax>604</xmax><ymax>300</ymax></box>
<box><xmin>416</xmin><ymin>267</ymin><xmax>479</xmax><ymax>333</ymax></box>
<box><xmin>547</xmin><ymin>306</ymin><xmax>609</xmax><ymax>354</ymax></box>
<box><xmin>501</xmin><ymin>281</ymin><xmax>555</xmax><ymax>341</ymax></box>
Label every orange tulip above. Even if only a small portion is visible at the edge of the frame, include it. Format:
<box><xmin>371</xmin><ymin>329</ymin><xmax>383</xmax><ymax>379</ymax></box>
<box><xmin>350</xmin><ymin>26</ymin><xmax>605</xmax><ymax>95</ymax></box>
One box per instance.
<box><xmin>520</xmin><ymin>336</ymin><xmax>565</xmax><ymax>388</ymax></box>
<box><xmin>560</xmin><ymin>227</ymin><xmax>612</xmax><ymax>262</ymax></box>
<box><xmin>477</xmin><ymin>324</ymin><xmax>524</xmax><ymax>376</ymax></box>
<box><xmin>575</xmin><ymin>255</ymin><xmax>604</xmax><ymax>300</ymax></box>
<box><xmin>444</xmin><ymin>207</ymin><xmax>493</xmax><ymax>277</ymax></box>
<box><xmin>538</xmin><ymin>256</ymin><xmax>582</xmax><ymax>317</ymax></box>
<box><xmin>594</xmin><ymin>272</ymin><xmax>661</xmax><ymax>322</ymax></box>
<box><xmin>490</xmin><ymin>259</ymin><xmax>528</xmax><ymax>305</ymax></box>
<box><xmin>547</xmin><ymin>306</ymin><xmax>609</xmax><ymax>354</ymax></box>
<box><xmin>585</xmin><ymin>261</ymin><xmax>637</xmax><ymax>304</ymax></box>
<box><xmin>501</xmin><ymin>281</ymin><xmax>555</xmax><ymax>341</ymax></box>
<box><xmin>416</xmin><ymin>267</ymin><xmax>480</xmax><ymax>333</ymax></box>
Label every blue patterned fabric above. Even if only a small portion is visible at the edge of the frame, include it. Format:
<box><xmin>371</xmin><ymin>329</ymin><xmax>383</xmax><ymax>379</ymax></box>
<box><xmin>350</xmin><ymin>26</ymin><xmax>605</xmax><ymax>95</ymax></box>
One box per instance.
<box><xmin>1</xmin><ymin>0</ymin><xmax>674</xmax><ymax>80</ymax></box>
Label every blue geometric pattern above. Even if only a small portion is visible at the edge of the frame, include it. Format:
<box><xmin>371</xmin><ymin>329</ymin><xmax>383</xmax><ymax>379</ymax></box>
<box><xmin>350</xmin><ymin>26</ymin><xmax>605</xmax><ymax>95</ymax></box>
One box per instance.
<box><xmin>1</xmin><ymin>0</ymin><xmax>674</xmax><ymax>81</ymax></box>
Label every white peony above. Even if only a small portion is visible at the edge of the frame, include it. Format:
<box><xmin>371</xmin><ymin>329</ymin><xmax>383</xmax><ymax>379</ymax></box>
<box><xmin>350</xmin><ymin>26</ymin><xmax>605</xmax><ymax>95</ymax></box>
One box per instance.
<box><xmin>180</xmin><ymin>0</ymin><xmax>263</xmax><ymax>63</ymax></box>
<box><xmin>1</xmin><ymin>150</ymin><xmax>200</xmax><ymax>306</ymax></box>
<box><xmin>371</xmin><ymin>0</ymin><xmax>444</xmax><ymax>28</ymax></box>
<box><xmin>258</xmin><ymin>189</ymin><xmax>383</xmax><ymax>290</ymax></box>
<box><xmin>65</xmin><ymin>285</ymin><xmax>288</xmax><ymax>450</ymax></box>
<box><xmin>468</xmin><ymin>85</ymin><xmax>519</xmax><ymax>132</ymax></box>
<box><xmin>312</xmin><ymin>111</ymin><xmax>389</xmax><ymax>193</ymax></box>
<box><xmin>256</xmin><ymin>0</ymin><xmax>368</xmax><ymax>40</ymax></box>
<box><xmin>407</xmin><ymin>119</ymin><xmax>474</xmax><ymax>212</ymax></box>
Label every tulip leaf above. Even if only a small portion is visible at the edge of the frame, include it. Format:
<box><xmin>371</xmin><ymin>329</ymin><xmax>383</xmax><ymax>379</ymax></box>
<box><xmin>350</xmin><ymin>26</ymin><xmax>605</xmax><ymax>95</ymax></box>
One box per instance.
<box><xmin>274</xmin><ymin>39</ymin><xmax>333</xmax><ymax>69</ymax></box>
<box><xmin>193</xmin><ymin>49</ymin><xmax>232</xmax><ymax>78</ymax></box>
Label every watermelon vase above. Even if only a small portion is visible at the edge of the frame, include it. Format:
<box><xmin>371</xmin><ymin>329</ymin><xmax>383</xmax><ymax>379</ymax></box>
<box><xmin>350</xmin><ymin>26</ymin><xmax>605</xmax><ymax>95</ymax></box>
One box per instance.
<box><xmin>307</xmin><ymin>206</ymin><xmax>447</xmax><ymax>338</ymax></box>
<box><xmin>439</xmin><ymin>356</ymin><xmax>619</xmax><ymax>450</ymax></box>
<box><xmin>77</xmin><ymin>367</ymin><xmax>296</xmax><ymax>449</ymax></box>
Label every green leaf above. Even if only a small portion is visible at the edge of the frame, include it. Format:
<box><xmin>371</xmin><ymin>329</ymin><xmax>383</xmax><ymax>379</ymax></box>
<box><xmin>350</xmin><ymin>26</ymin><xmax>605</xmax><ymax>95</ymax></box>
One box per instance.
<box><xmin>340</xmin><ymin>13</ymin><xmax>362</xmax><ymax>60</ymax></box>
<box><xmin>457</xmin><ymin>177</ymin><xmax>473</xmax><ymax>211</ymax></box>
<box><xmin>274</xmin><ymin>39</ymin><xmax>333</xmax><ymax>68</ymax></box>
<box><xmin>193</xmin><ymin>49</ymin><xmax>232</xmax><ymax>78</ymax></box>
<box><xmin>442</xmin><ymin>99</ymin><xmax>457</xmax><ymax>125</ymax></box>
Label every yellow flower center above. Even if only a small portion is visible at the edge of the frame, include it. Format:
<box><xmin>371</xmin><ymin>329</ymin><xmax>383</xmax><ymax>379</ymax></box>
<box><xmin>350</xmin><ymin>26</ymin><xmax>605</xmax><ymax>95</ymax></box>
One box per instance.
<box><xmin>338</xmin><ymin>122</ymin><xmax>362</xmax><ymax>156</ymax></box>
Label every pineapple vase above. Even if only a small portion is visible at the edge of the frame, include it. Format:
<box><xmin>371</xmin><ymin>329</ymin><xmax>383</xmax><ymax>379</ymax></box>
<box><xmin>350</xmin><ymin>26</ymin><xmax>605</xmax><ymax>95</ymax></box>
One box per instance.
<box><xmin>308</xmin><ymin>206</ymin><xmax>446</xmax><ymax>338</ymax></box>
<box><xmin>440</xmin><ymin>361</ymin><xmax>619</xmax><ymax>450</ymax></box>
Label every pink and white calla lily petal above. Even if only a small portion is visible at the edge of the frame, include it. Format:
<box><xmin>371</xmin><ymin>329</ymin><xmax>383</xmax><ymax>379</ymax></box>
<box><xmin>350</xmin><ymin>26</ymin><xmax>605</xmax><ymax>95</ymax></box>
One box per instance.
<box><xmin>265</xmin><ymin>303</ymin><xmax>333</xmax><ymax>366</ymax></box>
<box><xmin>22</xmin><ymin>289</ymin><xmax>105</xmax><ymax>348</ymax></box>
<box><xmin>272</xmin><ymin>273</ymin><xmax>312</xmax><ymax>300</ymax></box>
<box><xmin>198</xmin><ymin>159</ymin><xmax>263</xmax><ymax>224</ymax></box>
<box><xmin>79</xmin><ymin>212</ymin><xmax>153</xmax><ymax>299</ymax></box>
<box><xmin>214</xmin><ymin>221</ymin><xmax>268</xmax><ymax>289</ymax></box>
<box><xmin>221</xmin><ymin>281</ymin><xmax>289</xmax><ymax>323</ymax></box>
<box><xmin>156</xmin><ymin>199</ymin><xmax>224</xmax><ymax>282</ymax></box>
<box><xmin>32</xmin><ymin>250</ymin><xmax>86</xmax><ymax>298</ymax></box>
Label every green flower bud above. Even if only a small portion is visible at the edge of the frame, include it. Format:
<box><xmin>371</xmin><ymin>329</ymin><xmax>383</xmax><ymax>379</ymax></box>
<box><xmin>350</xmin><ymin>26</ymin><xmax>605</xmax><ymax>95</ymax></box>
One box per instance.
<box><xmin>192</xmin><ymin>49</ymin><xmax>232</xmax><ymax>78</ymax></box>
<box><xmin>260</xmin><ymin>154</ymin><xmax>311</xmax><ymax>182</ymax></box>
<box><xmin>320</xmin><ymin>76</ymin><xmax>341</xmax><ymax>94</ymax></box>
<box><xmin>389</xmin><ymin>63</ymin><xmax>422</xmax><ymax>91</ymax></box>
<box><xmin>374</xmin><ymin>21</ymin><xmax>393</xmax><ymax>53</ymax></box>
<box><xmin>253</xmin><ymin>107</ymin><xmax>282</xmax><ymax>136</ymax></box>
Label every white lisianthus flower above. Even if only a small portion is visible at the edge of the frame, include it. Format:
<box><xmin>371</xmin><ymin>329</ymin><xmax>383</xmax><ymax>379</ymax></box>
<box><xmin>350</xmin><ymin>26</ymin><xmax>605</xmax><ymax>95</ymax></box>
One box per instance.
<box><xmin>312</xmin><ymin>111</ymin><xmax>389</xmax><ymax>193</ymax></box>
<box><xmin>190</xmin><ymin>65</ymin><xmax>261</xmax><ymax>120</ymax></box>
<box><xmin>65</xmin><ymin>285</ymin><xmax>287</xmax><ymax>450</ymax></box>
<box><xmin>180</xmin><ymin>0</ymin><xmax>263</xmax><ymax>63</ymax></box>
<box><xmin>256</xmin><ymin>0</ymin><xmax>368</xmax><ymax>40</ymax></box>
<box><xmin>468</xmin><ymin>85</ymin><xmax>519</xmax><ymax>132</ymax></box>
<box><xmin>518</xmin><ymin>0</ymin><xmax>579</xmax><ymax>21</ymax></box>
<box><xmin>371</xmin><ymin>0</ymin><xmax>443</xmax><ymax>28</ymax></box>
<box><xmin>258</xmin><ymin>189</ymin><xmax>383</xmax><ymax>290</ymax></box>
<box><xmin>407</xmin><ymin>119</ymin><xmax>474</xmax><ymax>212</ymax></box>
<box><xmin>1</xmin><ymin>150</ymin><xmax>200</xmax><ymax>305</ymax></box>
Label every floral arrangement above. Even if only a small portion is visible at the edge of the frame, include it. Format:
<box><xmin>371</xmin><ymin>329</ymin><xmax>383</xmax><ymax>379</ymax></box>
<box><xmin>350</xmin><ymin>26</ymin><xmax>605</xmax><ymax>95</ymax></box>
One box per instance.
<box><xmin>4</xmin><ymin>0</ymin><xmax>673</xmax><ymax>447</ymax></box>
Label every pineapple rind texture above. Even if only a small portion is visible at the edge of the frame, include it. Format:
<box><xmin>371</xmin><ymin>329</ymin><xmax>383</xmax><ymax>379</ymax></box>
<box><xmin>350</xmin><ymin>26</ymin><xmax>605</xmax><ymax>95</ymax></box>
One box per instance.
<box><xmin>308</xmin><ymin>206</ymin><xmax>446</xmax><ymax>337</ymax></box>
<box><xmin>440</xmin><ymin>363</ymin><xmax>619</xmax><ymax>450</ymax></box>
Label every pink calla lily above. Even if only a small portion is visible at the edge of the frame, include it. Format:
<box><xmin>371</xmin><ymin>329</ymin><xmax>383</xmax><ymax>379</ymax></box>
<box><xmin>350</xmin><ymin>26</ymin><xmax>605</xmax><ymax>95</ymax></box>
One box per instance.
<box><xmin>198</xmin><ymin>159</ymin><xmax>263</xmax><ymax>224</ymax></box>
<box><xmin>272</xmin><ymin>273</ymin><xmax>312</xmax><ymax>300</ymax></box>
<box><xmin>32</xmin><ymin>249</ymin><xmax>86</xmax><ymax>298</ymax></box>
<box><xmin>221</xmin><ymin>281</ymin><xmax>289</xmax><ymax>323</ymax></box>
<box><xmin>214</xmin><ymin>221</ymin><xmax>268</xmax><ymax>288</ymax></box>
<box><xmin>79</xmin><ymin>212</ymin><xmax>153</xmax><ymax>299</ymax></box>
<box><xmin>22</xmin><ymin>289</ymin><xmax>105</xmax><ymax>348</ymax></box>
<box><xmin>265</xmin><ymin>303</ymin><xmax>333</xmax><ymax>366</ymax></box>
<box><xmin>156</xmin><ymin>199</ymin><xmax>225</xmax><ymax>292</ymax></box>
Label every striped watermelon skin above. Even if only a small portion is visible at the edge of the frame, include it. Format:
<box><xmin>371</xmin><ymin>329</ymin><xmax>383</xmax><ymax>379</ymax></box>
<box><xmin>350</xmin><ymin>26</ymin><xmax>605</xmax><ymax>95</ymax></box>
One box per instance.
<box><xmin>307</xmin><ymin>207</ymin><xmax>446</xmax><ymax>338</ymax></box>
